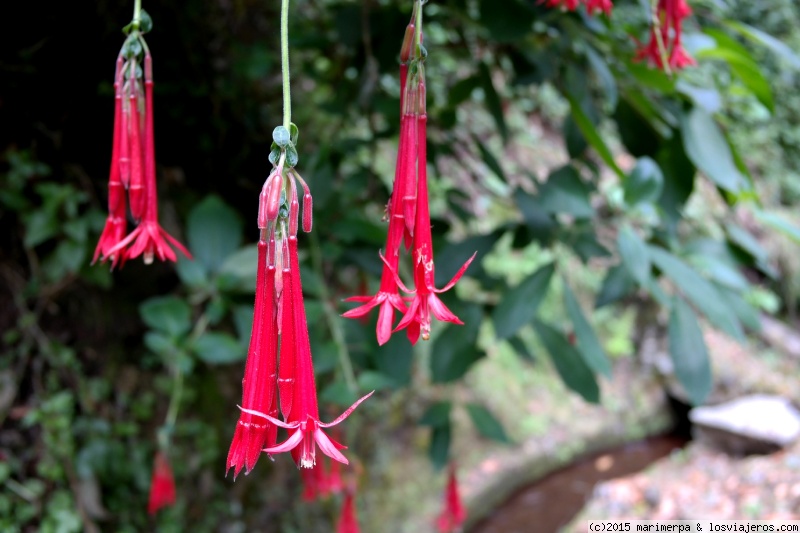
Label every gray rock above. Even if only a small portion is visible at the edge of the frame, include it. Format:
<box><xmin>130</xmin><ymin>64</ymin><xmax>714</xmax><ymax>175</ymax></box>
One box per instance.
<box><xmin>689</xmin><ymin>395</ymin><xmax>800</xmax><ymax>455</ymax></box>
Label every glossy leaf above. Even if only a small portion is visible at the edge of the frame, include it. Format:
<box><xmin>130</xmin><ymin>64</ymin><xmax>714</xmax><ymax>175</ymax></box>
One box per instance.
<box><xmin>624</xmin><ymin>157</ymin><xmax>664</xmax><ymax>206</ymax></box>
<box><xmin>617</xmin><ymin>226</ymin><xmax>650</xmax><ymax>287</ymax></box>
<box><xmin>564</xmin><ymin>90</ymin><xmax>625</xmax><ymax>179</ymax></box>
<box><xmin>563</xmin><ymin>281</ymin><xmax>612</xmax><ymax>377</ymax></box>
<box><xmin>538</xmin><ymin>166</ymin><xmax>594</xmax><ymax>218</ymax></box>
<box><xmin>649</xmin><ymin>246</ymin><xmax>744</xmax><ymax>341</ymax></box>
<box><xmin>595</xmin><ymin>264</ymin><xmax>635</xmax><ymax>309</ymax></box>
<box><xmin>419</xmin><ymin>401</ymin><xmax>452</xmax><ymax>428</ymax></box>
<box><xmin>492</xmin><ymin>263</ymin><xmax>555</xmax><ymax>340</ymax></box>
<box><xmin>193</xmin><ymin>332</ymin><xmax>243</xmax><ymax>364</ymax></box>
<box><xmin>431</xmin><ymin>305</ymin><xmax>484</xmax><ymax>383</ymax></box>
<box><xmin>187</xmin><ymin>195</ymin><xmax>243</xmax><ymax>274</ymax></box>
<box><xmin>680</xmin><ymin>108</ymin><xmax>747</xmax><ymax>195</ymax></box>
<box><xmin>533</xmin><ymin>320</ymin><xmax>600</xmax><ymax>404</ymax></box>
<box><xmin>478</xmin><ymin>62</ymin><xmax>508</xmax><ymax>142</ymax></box>
<box><xmin>667</xmin><ymin>297</ymin><xmax>712</xmax><ymax>406</ymax></box>
<box><xmin>466</xmin><ymin>403</ymin><xmax>511</xmax><ymax>443</ymax></box>
<box><xmin>139</xmin><ymin>296</ymin><xmax>191</xmax><ymax>337</ymax></box>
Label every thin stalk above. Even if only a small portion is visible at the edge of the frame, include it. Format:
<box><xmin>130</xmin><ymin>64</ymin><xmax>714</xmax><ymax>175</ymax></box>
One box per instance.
<box><xmin>281</xmin><ymin>0</ymin><xmax>291</xmax><ymax>129</ymax></box>
<box><xmin>133</xmin><ymin>0</ymin><xmax>142</xmax><ymax>30</ymax></box>
<box><xmin>165</xmin><ymin>369</ymin><xmax>184</xmax><ymax>429</ymax></box>
<box><xmin>414</xmin><ymin>0</ymin><xmax>423</xmax><ymax>59</ymax></box>
<box><xmin>308</xmin><ymin>231</ymin><xmax>358</xmax><ymax>394</ymax></box>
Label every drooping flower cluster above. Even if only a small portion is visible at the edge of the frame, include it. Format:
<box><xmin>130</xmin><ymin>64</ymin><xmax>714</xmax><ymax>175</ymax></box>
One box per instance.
<box><xmin>436</xmin><ymin>463</ymin><xmax>466</xmax><ymax>533</ymax></box>
<box><xmin>226</xmin><ymin>134</ymin><xmax>372</xmax><ymax>478</ymax></box>
<box><xmin>343</xmin><ymin>3</ymin><xmax>475</xmax><ymax>346</ymax></box>
<box><xmin>636</xmin><ymin>0</ymin><xmax>696</xmax><ymax>70</ymax></box>
<box><xmin>542</xmin><ymin>0</ymin><xmax>613</xmax><ymax>16</ymax></box>
<box><xmin>147</xmin><ymin>451</ymin><xmax>176</xmax><ymax>515</ymax></box>
<box><xmin>93</xmin><ymin>17</ymin><xmax>190</xmax><ymax>268</ymax></box>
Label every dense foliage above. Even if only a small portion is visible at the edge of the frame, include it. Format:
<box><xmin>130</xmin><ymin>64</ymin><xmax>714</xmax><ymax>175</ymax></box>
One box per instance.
<box><xmin>2</xmin><ymin>0</ymin><xmax>799</xmax><ymax>530</ymax></box>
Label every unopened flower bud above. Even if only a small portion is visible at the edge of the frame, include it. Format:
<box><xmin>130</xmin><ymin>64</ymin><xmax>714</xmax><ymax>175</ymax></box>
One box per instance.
<box><xmin>302</xmin><ymin>193</ymin><xmax>313</xmax><ymax>233</ymax></box>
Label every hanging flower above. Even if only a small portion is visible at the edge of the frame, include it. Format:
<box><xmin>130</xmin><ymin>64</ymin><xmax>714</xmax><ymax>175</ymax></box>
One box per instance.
<box><xmin>345</xmin><ymin>2</ymin><xmax>474</xmax><ymax>345</ymax></box>
<box><xmin>383</xmin><ymin>73</ymin><xmax>475</xmax><ymax>344</ymax></box>
<box><xmin>336</xmin><ymin>490</ymin><xmax>361</xmax><ymax>533</ymax></box>
<box><xmin>635</xmin><ymin>0</ymin><xmax>696</xmax><ymax>71</ymax></box>
<box><xmin>342</xmin><ymin>10</ymin><xmax>419</xmax><ymax>345</ymax></box>
<box><xmin>147</xmin><ymin>451</ymin><xmax>176</xmax><ymax>515</ymax></box>
<box><xmin>436</xmin><ymin>463</ymin><xmax>466</xmax><ymax>533</ymax></box>
<box><xmin>95</xmin><ymin>16</ymin><xmax>191</xmax><ymax>267</ymax></box>
<box><xmin>231</xmin><ymin>149</ymin><xmax>372</xmax><ymax>471</ymax></box>
<box><xmin>105</xmin><ymin>54</ymin><xmax>192</xmax><ymax>264</ymax></box>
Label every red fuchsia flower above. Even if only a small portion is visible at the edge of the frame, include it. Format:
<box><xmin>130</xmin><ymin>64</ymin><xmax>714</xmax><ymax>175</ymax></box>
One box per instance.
<box><xmin>147</xmin><ymin>451</ymin><xmax>176</xmax><ymax>515</ymax></box>
<box><xmin>337</xmin><ymin>490</ymin><xmax>361</xmax><ymax>533</ymax></box>
<box><xmin>635</xmin><ymin>0</ymin><xmax>696</xmax><ymax>71</ymax></box>
<box><xmin>383</xmin><ymin>73</ymin><xmax>475</xmax><ymax>344</ymax></box>
<box><xmin>436</xmin><ymin>463</ymin><xmax>466</xmax><ymax>533</ymax></box>
<box><xmin>246</xmin><ymin>233</ymin><xmax>372</xmax><ymax>468</ymax></box>
<box><xmin>225</xmin><ymin>235</ymin><xmax>279</xmax><ymax>479</ymax></box>
<box><xmin>106</xmin><ymin>53</ymin><xmax>192</xmax><ymax>264</ymax></box>
<box><xmin>341</xmin><ymin>12</ymin><xmax>419</xmax><ymax>346</ymax></box>
<box><xmin>93</xmin><ymin>58</ymin><xmax>129</xmax><ymax>269</ymax></box>
<box><xmin>233</xmin><ymin>165</ymin><xmax>372</xmax><ymax>470</ymax></box>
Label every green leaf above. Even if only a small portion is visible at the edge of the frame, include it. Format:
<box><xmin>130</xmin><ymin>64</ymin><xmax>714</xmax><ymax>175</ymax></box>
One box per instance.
<box><xmin>533</xmin><ymin>320</ymin><xmax>600</xmax><ymax>404</ymax></box>
<box><xmin>563</xmin><ymin>281</ymin><xmax>612</xmax><ymax>377</ymax></box>
<box><xmin>429</xmin><ymin>424</ymin><xmax>451</xmax><ymax>471</ymax></box>
<box><xmin>289</xmin><ymin>123</ymin><xmax>299</xmax><ymax>145</ymax></box>
<box><xmin>564</xmin><ymin>114</ymin><xmax>588</xmax><ymax>159</ymax></box>
<box><xmin>139</xmin><ymin>296</ymin><xmax>191</xmax><ymax>336</ymax></box>
<box><xmin>138</xmin><ymin>9</ymin><xmax>153</xmax><ymax>33</ymax></box>
<box><xmin>187</xmin><ymin>195</ymin><xmax>243</xmax><ymax>274</ymax></box>
<box><xmin>175</xmin><ymin>254</ymin><xmax>209</xmax><ymax>288</ymax></box>
<box><xmin>725</xmin><ymin>21</ymin><xmax>800</xmax><ymax>71</ymax></box>
<box><xmin>232</xmin><ymin>305</ymin><xmax>254</xmax><ymax>347</ymax></box>
<box><xmin>492</xmin><ymin>263</ymin><xmax>555</xmax><ymax>340</ymax></box>
<box><xmin>217</xmin><ymin>245</ymin><xmax>259</xmax><ymax>292</ymax></box>
<box><xmin>680</xmin><ymin>107</ymin><xmax>747</xmax><ymax>195</ymax></box>
<box><xmin>569</xmin><ymin>231</ymin><xmax>611</xmax><ymax>264</ymax></box>
<box><xmin>586</xmin><ymin>47</ymin><xmax>618</xmax><ymax>109</ymax></box>
<box><xmin>24</xmin><ymin>210</ymin><xmax>58</xmax><ymax>248</ymax></box>
<box><xmin>667</xmin><ymin>297</ymin><xmax>712</xmax><ymax>406</ymax></box>
<box><xmin>564</xmin><ymin>91</ymin><xmax>625</xmax><ymax>179</ymax></box>
<box><xmin>657</xmin><ymin>133</ymin><xmax>695</xmax><ymax>231</ymax></box>
<box><xmin>695</xmin><ymin>47</ymin><xmax>773</xmax><ymax>112</ymax></box>
<box><xmin>193</xmin><ymin>332</ymin><xmax>244</xmax><ymax>364</ymax></box>
<box><xmin>617</xmin><ymin>226</ymin><xmax>650</xmax><ymax>287</ymax></box>
<box><xmin>624</xmin><ymin>157</ymin><xmax>664</xmax><ymax>206</ymax></box>
<box><xmin>286</xmin><ymin>145</ymin><xmax>299</xmax><ymax>167</ymax></box>
<box><xmin>649</xmin><ymin>246</ymin><xmax>743</xmax><ymax>340</ymax></box>
<box><xmin>595</xmin><ymin>264</ymin><xmax>635</xmax><ymax>308</ymax></box>
<box><xmin>466</xmin><ymin>403</ymin><xmax>511</xmax><ymax>443</ymax></box>
<box><xmin>434</xmin><ymin>232</ymin><xmax>497</xmax><ymax>286</ymax></box>
<box><xmin>538</xmin><ymin>166</ymin><xmax>594</xmax><ymax>218</ymax></box>
<box><xmin>272</xmin><ymin>126</ymin><xmax>290</xmax><ymax>147</ymax></box>
<box><xmin>431</xmin><ymin>305</ymin><xmax>484</xmax><ymax>383</ymax></box>
<box><xmin>448</xmin><ymin>75</ymin><xmax>480</xmax><ymax>107</ymax></box>
<box><xmin>478</xmin><ymin>62</ymin><xmax>508</xmax><ymax>142</ymax></box>
<box><xmin>419</xmin><ymin>401</ymin><xmax>452</xmax><ymax>427</ymax></box>
<box><xmin>475</xmin><ymin>140</ymin><xmax>507</xmax><ymax>183</ymax></box>
<box><xmin>717</xmin><ymin>286</ymin><xmax>761</xmax><ymax>333</ymax></box>
<box><xmin>144</xmin><ymin>331</ymin><xmax>173</xmax><ymax>355</ymax></box>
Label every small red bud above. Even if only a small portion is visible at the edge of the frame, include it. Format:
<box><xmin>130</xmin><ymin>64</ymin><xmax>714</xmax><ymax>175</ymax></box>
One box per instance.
<box><xmin>302</xmin><ymin>193</ymin><xmax>313</xmax><ymax>233</ymax></box>
<box><xmin>266</xmin><ymin>172</ymin><xmax>283</xmax><ymax>221</ymax></box>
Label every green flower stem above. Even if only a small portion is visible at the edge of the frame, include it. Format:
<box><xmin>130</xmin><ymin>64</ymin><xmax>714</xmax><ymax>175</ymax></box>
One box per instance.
<box><xmin>308</xmin><ymin>231</ymin><xmax>358</xmax><ymax>394</ymax></box>
<box><xmin>414</xmin><ymin>0</ymin><xmax>423</xmax><ymax>59</ymax></box>
<box><xmin>133</xmin><ymin>0</ymin><xmax>142</xmax><ymax>30</ymax></box>
<box><xmin>281</xmin><ymin>0</ymin><xmax>291</xmax><ymax>130</ymax></box>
